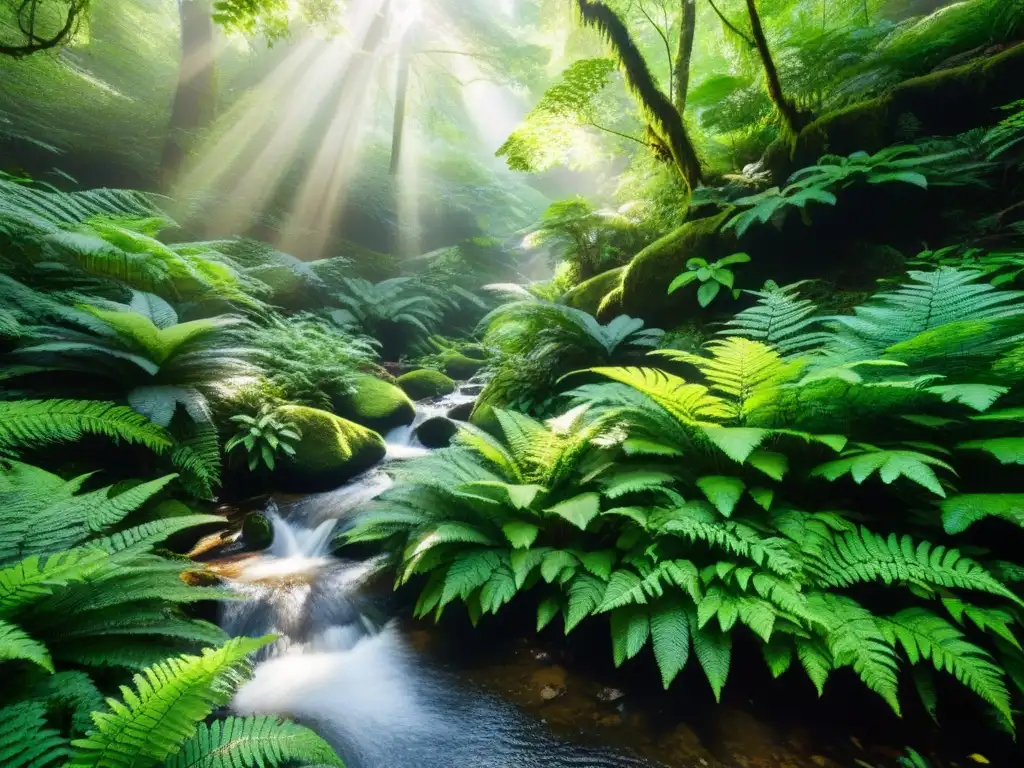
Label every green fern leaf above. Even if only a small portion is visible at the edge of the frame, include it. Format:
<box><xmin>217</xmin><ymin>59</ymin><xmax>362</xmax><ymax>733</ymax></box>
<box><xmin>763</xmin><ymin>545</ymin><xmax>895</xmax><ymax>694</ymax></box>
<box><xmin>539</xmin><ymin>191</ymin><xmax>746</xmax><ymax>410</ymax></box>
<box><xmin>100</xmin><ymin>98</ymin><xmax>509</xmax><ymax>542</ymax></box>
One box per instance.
<box><xmin>959</xmin><ymin>438</ymin><xmax>1024</xmax><ymax>465</ymax></box>
<box><xmin>693</xmin><ymin>618</ymin><xmax>732</xmax><ymax>702</ymax></box>
<box><xmin>541</xmin><ymin>550</ymin><xmax>578</xmax><ymax>584</ymax></box>
<box><xmin>545</xmin><ymin>493</ymin><xmax>601</xmax><ymax>529</ymax></box>
<box><xmin>537</xmin><ymin>596</ymin><xmax>560</xmax><ymax>631</ymax></box>
<box><xmin>0</xmin><ymin>701</ymin><xmax>72</xmax><ymax>768</ymax></box>
<box><xmin>0</xmin><ymin>400</ymin><xmax>172</xmax><ymax>456</ymax></box>
<box><xmin>441</xmin><ymin>551</ymin><xmax>501</xmax><ymax>606</ymax></box>
<box><xmin>650</xmin><ymin>597</ymin><xmax>691</xmax><ymax>688</ymax></box>
<box><xmin>811</xmin><ymin>448</ymin><xmax>953</xmax><ymax>497</ymax></box>
<box><xmin>564</xmin><ymin>573</ymin><xmax>606</xmax><ymax>634</ymax></box>
<box><xmin>578</xmin><ymin>550</ymin><xmax>617</xmax><ymax>580</ymax></box>
<box><xmin>880</xmin><ymin>608</ymin><xmax>1012</xmax><ymax>723</ymax></box>
<box><xmin>501</xmin><ymin>521</ymin><xmax>539</xmax><ymax>549</ymax></box>
<box><xmin>701</xmin><ymin>426</ymin><xmax>769</xmax><ymax>463</ymax></box>
<box><xmin>747</xmin><ymin>450</ymin><xmax>788</xmax><ymax>480</ymax></box>
<box><xmin>696</xmin><ymin>476</ymin><xmax>746</xmax><ymax>517</ymax></box>
<box><xmin>762</xmin><ymin>637</ymin><xmax>793</xmax><ymax>679</ymax></box>
<box><xmin>68</xmin><ymin>636</ymin><xmax>274</xmax><ymax>768</ymax></box>
<box><xmin>165</xmin><ymin>715</ymin><xmax>342</xmax><ymax>768</ymax></box>
<box><xmin>796</xmin><ymin>638</ymin><xmax>833</xmax><ymax>695</ymax></box>
<box><xmin>610</xmin><ymin>606</ymin><xmax>650</xmax><ymax>666</ymax></box>
<box><xmin>479</xmin><ymin>564</ymin><xmax>517</xmax><ymax>614</ymax></box>
<box><xmin>598</xmin><ymin>569</ymin><xmax>648</xmax><ymax>611</ymax></box>
<box><xmin>940</xmin><ymin>494</ymin><xmax>1024</xmax><ymax>534</ymax></box>
<box><xmin>0</xmin><ymin>618</ymin><xmax>53</xmax><ymax>672</ymax></box>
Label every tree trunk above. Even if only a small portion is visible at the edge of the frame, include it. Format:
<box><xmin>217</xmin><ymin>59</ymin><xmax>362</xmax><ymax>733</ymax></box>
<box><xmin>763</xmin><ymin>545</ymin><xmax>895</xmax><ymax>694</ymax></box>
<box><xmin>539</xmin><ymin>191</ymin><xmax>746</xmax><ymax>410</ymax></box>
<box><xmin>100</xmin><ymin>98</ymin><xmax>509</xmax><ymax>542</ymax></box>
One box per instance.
<box><xmin>744</xmin><ymin>0</ymin><xmax>803</xmax><ymax>136</ymax></box>
<box><xmin>672</xmin><ymin>0</ymin><xmax>696</xmax><ymax>112</ymax></box>
<box><xmin>575</xmin><ymin>0</ymin><xmax>702</xmax><ymax>190</ymax></box>
<box><xmin>389</xmin><ymin>23</ymin><xmax>417</xmax><ymax>176</ymax></box>
<box><xmin>161</xmin><ymin>0</ymin><xmax>217</xmax><ymax>190</ymax></box>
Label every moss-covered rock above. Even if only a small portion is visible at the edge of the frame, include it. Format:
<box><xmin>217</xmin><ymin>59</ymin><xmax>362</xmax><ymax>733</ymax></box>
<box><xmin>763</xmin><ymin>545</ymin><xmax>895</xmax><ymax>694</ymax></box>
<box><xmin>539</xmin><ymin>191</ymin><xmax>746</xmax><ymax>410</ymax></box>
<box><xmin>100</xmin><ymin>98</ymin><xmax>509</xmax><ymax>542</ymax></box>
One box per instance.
<box><xmin>416</xmin><ymin>416</ymin><xmax>458</xmax><ymax>448</ymax></box>
<box><xmin>443</xmin><ymin>353</ymin><xmax>486</xmax><ymax>380</ymax></box>
<box><xmin>595</xmin><ymin>286</ymin><xmax>625</xmax><ymax>323</ymax></box>
<box><xmin>397</xmin><ymin>369</ymin><xmax>456</xmax><ymax>400</ymax></box>
<box><xmin>766</xmin><ymin>43</ymin><xmax>1024</xmax><ymax>179</ymax></box>
<box><xmin>619</xmin><ymin>210</ymin><xmax>735</xmax><ymax>324</ymax></box>
<box><xmin>332</xmin><ymin>374</ymin><xmax>416</xmax><ymax>433</ymax></box>
<box><xmin>458</xmin><ymin>343</ymin><xmax>487</xmax><ymax>360</ymax></box>
<box><xmin>242</xmin><ymin>512</ymin><xmax>273</xmax><ymax>550</ymax></box>
<box><xmin>274</xmin><ymin>405</ymin><xmax>387</xmax><ymax>492</ymax></box>
<box><xmin>563</xmin><ymin>267</ymin><xmax>625</xmax><ymax>316</ymax></box>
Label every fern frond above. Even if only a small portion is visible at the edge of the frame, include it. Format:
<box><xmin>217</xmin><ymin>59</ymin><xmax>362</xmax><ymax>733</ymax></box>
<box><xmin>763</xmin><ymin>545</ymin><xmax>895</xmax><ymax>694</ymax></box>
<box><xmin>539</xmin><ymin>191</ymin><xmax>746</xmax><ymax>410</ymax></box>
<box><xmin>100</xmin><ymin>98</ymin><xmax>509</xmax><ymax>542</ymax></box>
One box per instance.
<box><xmin>585</xmin><ymin>367</ymin><xmax>729</xmax><ymax>423</ymax></box>
<box><xmin>808</xmin><ymin>527</ymin><xmax>1021</xmax><ymax>605</ymax></box>
<box><xmin>880</xmin><ymin>607</ymin><xmax>1012</xmax><ymax>723</ymax></box>
<box><xmin>0</xmin><ymin>701</ymin><xmax>71</xmax><ymax>768</ymax></box>
<box><xmin>719</xmin><ymin>281</ymin><xmax>831</xmax><ymax>356</ymax></box>
<box><xmin>0</xmin><ymin>400</ymin><xmax>172</xmax><ymax>456</ymax></box>
<box><xmin>165</xmin><ymin>715</ymin><xmax>342</xmax><ymax>768</ymax></box>
<box><xmin>0</xmin><ymin>618</ymin><xmax>53</xmax><ymax>672</ymax></box>
<box><xmin>68</xmin><ymin>636</ymin><xmax>274</xmax><ymax>768</ymax></box>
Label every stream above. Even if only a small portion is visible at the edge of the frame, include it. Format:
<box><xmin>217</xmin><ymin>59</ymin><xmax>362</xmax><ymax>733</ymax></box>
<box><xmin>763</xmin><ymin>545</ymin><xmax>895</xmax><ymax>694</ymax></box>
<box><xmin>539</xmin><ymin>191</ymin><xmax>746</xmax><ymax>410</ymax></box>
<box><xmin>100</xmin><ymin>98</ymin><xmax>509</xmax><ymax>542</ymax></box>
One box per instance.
<box><xmin>216</xmin><ymin>383</ymin><xmax>655</xmax><ymax>768</ymax></box>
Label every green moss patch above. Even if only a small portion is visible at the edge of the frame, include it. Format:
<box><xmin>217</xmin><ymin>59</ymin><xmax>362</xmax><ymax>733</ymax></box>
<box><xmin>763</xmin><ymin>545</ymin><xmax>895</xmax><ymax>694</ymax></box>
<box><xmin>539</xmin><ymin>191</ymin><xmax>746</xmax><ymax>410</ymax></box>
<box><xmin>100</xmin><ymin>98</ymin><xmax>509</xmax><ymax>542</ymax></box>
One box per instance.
<box><xmin>333</xmin><ymin>374</ymin><xmax>416</xmax><ymax>433</ymax></box>
<box><xmin>242</xmin><ymin>512</ymin><xmax>273</xmax><ymax>550</ymax></box>
<box><xmin>397</xmin><ymin>369</ymin><xmax>457</xmax><ymax>400</ymax></box>
<box><xmin>443</xmin><ymin>353</ymin><xmax>486</xmax><ymax>380</ymax></box>
<box><xmin>768</xmin><ymin>43</ymin><xmax>1024</xmax><ymax>178</ymax></box>
<box><xmin>620</xmin><ymin>210</ymin><xmax>734</xmax><ymax>324</ymax></box>
<box><xmin>563</xmin><ymin>267</ymin><xmax>625</xmax><ymax>316</ymax></box>
<box><xmin>275</xmin><ymin>405</ymin><xmax>387</xmax><ymax>492</ymax></box>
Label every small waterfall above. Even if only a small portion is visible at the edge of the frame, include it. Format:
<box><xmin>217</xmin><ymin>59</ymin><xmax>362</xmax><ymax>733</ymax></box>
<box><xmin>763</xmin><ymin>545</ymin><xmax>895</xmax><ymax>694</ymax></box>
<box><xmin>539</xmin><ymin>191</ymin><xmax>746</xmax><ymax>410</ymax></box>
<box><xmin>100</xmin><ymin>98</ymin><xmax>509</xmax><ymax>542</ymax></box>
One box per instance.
<box><xmin>216</xmin><ymin>381</ymin><xmax>654</xmax><ymax>768</ymax></box>
<box><xmin>383</xmin><ymin>381</ymin><xmax>478</xmax><ymax>461</ymax></box>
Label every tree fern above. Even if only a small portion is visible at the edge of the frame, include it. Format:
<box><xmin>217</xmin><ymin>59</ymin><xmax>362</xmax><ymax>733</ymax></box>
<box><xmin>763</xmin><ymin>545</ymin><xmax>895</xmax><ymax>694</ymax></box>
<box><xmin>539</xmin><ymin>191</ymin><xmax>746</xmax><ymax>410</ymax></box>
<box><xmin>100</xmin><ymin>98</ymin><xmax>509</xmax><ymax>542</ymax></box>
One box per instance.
<box><xmin>0</xmin><ymin>400</ymin><xmax>172</xmax><ymax>457</ymax></box>
<box><xmin>67</xmin><ymin>636</ymin><xmax>273</xmax><ymax>768</ymax></box>
<box><xmin>165</xmin><ymin>716</ymin><xmax>342</xmax><ymax>768</ymax></box>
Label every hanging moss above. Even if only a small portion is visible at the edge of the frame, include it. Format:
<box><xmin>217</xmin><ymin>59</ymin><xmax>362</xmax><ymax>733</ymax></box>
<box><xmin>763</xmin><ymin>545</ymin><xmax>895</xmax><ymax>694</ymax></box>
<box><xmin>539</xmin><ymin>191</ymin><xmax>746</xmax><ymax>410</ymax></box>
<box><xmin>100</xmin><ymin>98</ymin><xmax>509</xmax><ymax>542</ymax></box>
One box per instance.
<box><xmin>595</xmin><ymin>285</ymin><xmax>625</xmax><ymax>323</ymax></box>
<box><xmin>563</xmin><ymin>266</ymin><xmax>625</xmax><ymax>315</ymax></box>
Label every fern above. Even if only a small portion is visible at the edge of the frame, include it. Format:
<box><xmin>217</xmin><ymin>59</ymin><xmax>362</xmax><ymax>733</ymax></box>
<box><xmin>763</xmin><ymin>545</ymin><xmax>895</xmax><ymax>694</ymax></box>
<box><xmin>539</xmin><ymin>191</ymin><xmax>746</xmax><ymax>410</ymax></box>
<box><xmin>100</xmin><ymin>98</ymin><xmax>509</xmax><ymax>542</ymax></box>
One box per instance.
<box><xmin>880</xmin><ymin>608</ymin><xmax>1012</xmax><ymax>721</ymax></box>
<box><xmin>0</xmin><ymin>701</ymin><xmax>72</xmax><ymax>768</ymax></box>
<box><xmin>0</xmin><ymin>400</ymin><xmax>172</xmax><ymax>457</ymax></box>
<box><xmin>67</xmin><ymin>636</ymin><xmax>273</xmax><ymax>768</ymax></box>
<box><xmin>164</xmin><ymin>716</ymin><xmax>342</xmax><ymax>768</ymax></box>
<box><xmin>718</xmin><ymin>281</ymin><xmax>831</xmax><ymax>356</ymax></box>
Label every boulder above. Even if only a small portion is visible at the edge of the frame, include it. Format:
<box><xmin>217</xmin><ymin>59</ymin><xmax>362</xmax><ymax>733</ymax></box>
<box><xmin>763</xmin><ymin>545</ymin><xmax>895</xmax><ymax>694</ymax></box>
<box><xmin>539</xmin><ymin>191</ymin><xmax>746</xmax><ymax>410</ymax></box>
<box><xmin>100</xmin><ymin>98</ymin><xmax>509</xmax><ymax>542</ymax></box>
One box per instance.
<box><xmin>274</xmin><ymin>405</ymin><xmax>387</xmax><ymax>492</ymax></box>
<box><xmin>595</xmin><ymin>286</ymin><xmax>624</xmax><ymax>323</ymax></box>
<box><xmin>619</xmin><ymin>210</ymin><xmax>735</xmax><ymax>324</ymax></box>
<box><xmin>416</xmin><ymin>416</ymin><xmax>458</xmax><ymax>448</ymax></box>
<box><xmin>397</xmin><ymin>369</ymin><xmax>457</xmax><ymax>400</ymax></box>
<box><xmin>562</xmin><ymin>266</ymin><xmax>625</xmax><ymax>315</ymax></box>
<box><xmin>447</xmin><ymin>401</ymin><xmax>474</xmax><ymax>422</ymax></box>
<box><xmin>242</xmin><ymin>512</ymin><xmax>273</xmax><ymax>550</ymax></box>
<box><xmin>443</xmin><ymin>353</ymin><xmax>486</xmax><ymax>380</ymax></box>
<box><xmin>458</xmin><ymin>343</ymin><xmax>487</xmax><ymax>360</ymax></box>
<box><xmin>333</xmin><ymin>374</ymin><xmax>416</xmax><ymax>433</ymax></box>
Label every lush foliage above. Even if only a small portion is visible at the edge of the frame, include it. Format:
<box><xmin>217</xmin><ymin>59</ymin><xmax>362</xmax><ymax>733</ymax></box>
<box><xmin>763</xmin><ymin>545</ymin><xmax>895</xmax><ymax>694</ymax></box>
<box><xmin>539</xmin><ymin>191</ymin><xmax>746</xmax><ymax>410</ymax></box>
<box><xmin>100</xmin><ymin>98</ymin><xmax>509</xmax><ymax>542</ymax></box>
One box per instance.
<box><xmin>354</xmin><ymin>268</ymin><xmax>1024</xmax><ymax>732</ymax></box>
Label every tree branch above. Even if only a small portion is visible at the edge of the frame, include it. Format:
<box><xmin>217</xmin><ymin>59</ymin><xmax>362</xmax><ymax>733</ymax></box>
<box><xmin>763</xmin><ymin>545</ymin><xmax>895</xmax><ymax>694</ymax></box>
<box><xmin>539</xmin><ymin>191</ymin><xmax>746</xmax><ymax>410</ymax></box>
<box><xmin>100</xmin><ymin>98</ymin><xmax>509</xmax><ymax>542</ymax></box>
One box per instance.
<box><xmin>585</xmin><ymin>121</ymin><xmax>651</xmax><ymax>146</ymax></box>
<box><xmin>706</xmin><ymin>0</ymin><xmax>754</xmax><ymax>49</ymax></box>
<box><xmin>635</xmin><ymin>0</ymin><xmax>674</xmax><ymax>98</ymax></box>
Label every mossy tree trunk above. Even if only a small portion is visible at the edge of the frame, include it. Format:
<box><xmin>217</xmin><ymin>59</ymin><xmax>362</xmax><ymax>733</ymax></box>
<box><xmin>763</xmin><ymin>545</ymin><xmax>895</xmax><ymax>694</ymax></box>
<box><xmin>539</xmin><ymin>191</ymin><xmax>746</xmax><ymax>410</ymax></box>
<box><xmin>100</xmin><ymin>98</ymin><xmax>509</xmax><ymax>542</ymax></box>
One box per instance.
<box><xmin>161</xmin><ymin>0</ymin><xmax>217</xmax><ymax>190</ymax></box>
<box><xmin>575</xmin><ymin>0</ymin><xmax>702</xmax><ymax>190</ymax></box>
<box><xmin>743</xmin><ymin>0</ymin><xmax>804</xmax><ymax>136</ymax></box>
<box><xmin>672</xmin><ymin>0</ymin><xmax>696</xmax><ymax>113</ymax></box>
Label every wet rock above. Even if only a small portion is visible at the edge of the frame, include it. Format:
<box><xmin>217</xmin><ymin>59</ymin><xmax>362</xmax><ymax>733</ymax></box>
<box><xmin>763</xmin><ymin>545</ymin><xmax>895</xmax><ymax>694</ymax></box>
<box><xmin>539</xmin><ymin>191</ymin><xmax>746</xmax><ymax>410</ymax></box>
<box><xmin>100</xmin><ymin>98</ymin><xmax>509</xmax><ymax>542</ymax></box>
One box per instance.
<box><xmin>447</xmin><ymin>401</ymin><xmax>473</xmax><ymax>422</ymax></box>
<box><xmin>242</xmin><ymin>512</ymin><xmax>273</xmax><ymax>550</ymax></box>
<box><xmin>459</xmin><ymin>383</ymin><xmax>485</xmax><ymax>396</ymax></box>
<box><xmin>397</xmin><ymin>369</ymin><xmax>456</xmax><ymax>400</ymax></box>
<box><xmin>416</xmin><ymin>416</ymin><xmax>457</xmax><ymax>448</ymax></box>
<box><xmin>595</xmin><ymin>713</ymin><xmax>623</xmax><ymax>727</ymax></box>
<box><xmin>810</xmin><ymin>756</ymin><xmax>842</xmax><ymax>768</ymax></box>
<box><xmin>332</xmin><ymin>374</ymin><xmax>416</xmax><ymax>433</ymax></box>
<box><xmin>540</xmin><ymin>685</ymin><xmax>565</xmax><ymax>701</ymax></box>
<box><xmin>595</xmin><ymin>687</ymin><xmax>625</xmax><ymax>703</ymax></box>
<box><xmin>533</xmin><ymin>650</ymin><xmax>552</xmax><ymax>663</ymax></box>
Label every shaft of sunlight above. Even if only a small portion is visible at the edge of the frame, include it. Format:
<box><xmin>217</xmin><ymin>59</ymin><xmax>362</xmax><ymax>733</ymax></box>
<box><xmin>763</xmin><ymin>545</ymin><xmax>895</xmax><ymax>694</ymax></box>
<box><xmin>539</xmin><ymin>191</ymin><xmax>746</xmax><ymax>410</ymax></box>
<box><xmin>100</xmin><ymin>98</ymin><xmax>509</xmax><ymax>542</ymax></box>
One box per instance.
<box><xmin>396</xmin><ymin>101</ymin><xmax>421</xmax><ymax>259</ymax></box>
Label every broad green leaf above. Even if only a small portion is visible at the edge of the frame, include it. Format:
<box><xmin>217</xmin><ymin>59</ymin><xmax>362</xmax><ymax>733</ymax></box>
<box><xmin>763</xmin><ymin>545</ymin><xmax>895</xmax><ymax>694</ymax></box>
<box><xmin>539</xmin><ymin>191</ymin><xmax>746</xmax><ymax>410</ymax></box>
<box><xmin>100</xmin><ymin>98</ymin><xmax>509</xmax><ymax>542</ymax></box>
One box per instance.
<box><xmin>545</xmin><ymin>493</ymin><xmax>601</xmax><ymax>530</ymax></box>
<box><xmin>696</xmin><ymin>476</ymin><xmax>746</xmax><ymax>517</ymax></box>
<box><xmin>502</xmin><ymin>521</ymin><xmax>540</xmax><ymax>549</ymax></box>
<box><xmin>650</xmin><ymin>598</ymin><xmax>690</xmax><ymax>688</ymax></box>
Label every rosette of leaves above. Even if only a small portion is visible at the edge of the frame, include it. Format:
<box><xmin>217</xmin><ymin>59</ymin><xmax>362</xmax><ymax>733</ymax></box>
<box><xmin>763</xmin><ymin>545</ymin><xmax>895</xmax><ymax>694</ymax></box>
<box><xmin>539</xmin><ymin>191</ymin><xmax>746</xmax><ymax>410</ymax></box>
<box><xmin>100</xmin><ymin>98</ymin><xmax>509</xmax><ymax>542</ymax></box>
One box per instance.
<box><xmin>668</xmin><ymin>253</ymin><xmax>751</xmax><ymax>307</ymax></box>
<box><xmin>225</xmin><ymin>404</ymin><xmax>302</xmax><ymax>472</ymax></box>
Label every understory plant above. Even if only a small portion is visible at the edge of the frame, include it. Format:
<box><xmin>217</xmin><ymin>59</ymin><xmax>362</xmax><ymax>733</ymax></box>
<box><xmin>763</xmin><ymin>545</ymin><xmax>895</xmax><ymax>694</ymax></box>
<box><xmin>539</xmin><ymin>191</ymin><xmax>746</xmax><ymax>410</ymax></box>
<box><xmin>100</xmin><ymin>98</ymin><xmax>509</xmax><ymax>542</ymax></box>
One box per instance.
<box><xmin>668</xmin><ymin>253</ymin><xmax>750</xmax><ymax>307</ymax></box>
<box><xmin>353</xmin><ymin>267</ymin><xmax>1024</xmax><ymax>731</ymax></box>
<box><xmin>225</xmin><ymin>404</ymin><xmax>302</xmax><ymax>473</ymax></box>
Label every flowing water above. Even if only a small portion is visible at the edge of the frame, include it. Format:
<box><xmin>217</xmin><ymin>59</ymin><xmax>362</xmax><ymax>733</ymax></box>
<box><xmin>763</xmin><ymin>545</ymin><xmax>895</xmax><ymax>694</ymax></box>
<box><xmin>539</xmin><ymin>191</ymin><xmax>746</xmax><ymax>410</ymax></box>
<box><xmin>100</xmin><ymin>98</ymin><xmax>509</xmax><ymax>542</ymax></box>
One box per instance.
<box><xmin>217</xmin><ymin>384</ymin><xmax>655</xmax><ymax>768</ymax></box>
